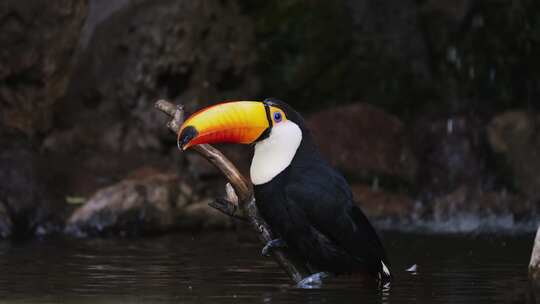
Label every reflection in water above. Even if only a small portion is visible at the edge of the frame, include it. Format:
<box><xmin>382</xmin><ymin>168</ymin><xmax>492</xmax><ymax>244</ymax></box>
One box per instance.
<box><xmin>0</xmin><ymin>232</ymin><xmax>536</xmax><ymax>303</ymax></box>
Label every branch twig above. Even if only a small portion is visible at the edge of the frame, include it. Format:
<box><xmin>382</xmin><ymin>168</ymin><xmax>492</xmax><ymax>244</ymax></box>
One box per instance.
<box><xmin>155</xmin><ymin>99</ymin><xmax>311</xmax><ymax>284</ymax></box>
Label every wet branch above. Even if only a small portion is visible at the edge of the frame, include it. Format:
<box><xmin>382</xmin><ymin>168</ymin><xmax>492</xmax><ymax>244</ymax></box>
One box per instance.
<box><xmin>155</xmin><ymin>99</ymin><xmax>311</xmax><ymax>284</ymax></box>
<box><xmin>530</xmin><ymin>225</ymin><xmax>540</xmax><ymax>280</ymax></box>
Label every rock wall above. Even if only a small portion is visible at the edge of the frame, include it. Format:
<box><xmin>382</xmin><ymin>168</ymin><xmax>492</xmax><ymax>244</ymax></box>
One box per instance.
<box><xmin>488</xmin><ymin>111</ymin><xmax>540</xmax><ymax>202</ymax></box>
<box><xmin>0</xmin><ymin>129</ymin><xmax>65</xmax><ymax>238</ymax></box>
<box><xmin>0</xmin><ymin>0</ymin><xmax>88</xmax><ymax>136</ymax></box>
<box><xmin>48</xmin><ymin>0</ymin><xmax>258</xmax><ymax>153</ymax></box>
<box><xmin>0</xmin><ymin>1</ymin><xmax>88</xmax><ymax>239</ymax></box>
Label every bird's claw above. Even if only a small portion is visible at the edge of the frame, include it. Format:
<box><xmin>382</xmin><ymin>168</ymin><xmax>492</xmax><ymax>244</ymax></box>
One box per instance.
<box><xmin>261</xmin><ymin>238</ymin><xmax>285</xmax><ymax>256</ymax></box>
<box><xmin>296</xmin><ymin>272</ymin><xmax>330</xmax><ymax>289</ymax></box>
<box><xmin>209</xmin><ymin>198</ymin><xmax>237</xmax><ymax>214</ymax></box>
<box><xmin>208</xmin><ymin>198</ymin><xmax>247</xmax><ymax>221</ymax></box>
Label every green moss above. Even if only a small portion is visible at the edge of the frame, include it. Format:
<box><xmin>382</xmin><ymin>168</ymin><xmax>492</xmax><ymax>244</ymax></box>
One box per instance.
<box><xmin>434</xmin><ymin>0</ymin><xmax>540</xmax><ymax>114</ymax></box>
<box><xmin>242</xmin><ymin>0</ymin><xmax>540</xmax><ymax>119</ymax></box>
<box><xmin>241</xmin><ymin>1</ymin><xmax>353</xmax><ymax>110</ymax></box>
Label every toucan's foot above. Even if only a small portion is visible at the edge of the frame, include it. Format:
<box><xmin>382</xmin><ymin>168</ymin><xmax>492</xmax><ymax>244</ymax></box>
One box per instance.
<box><xmin>296</xmin><ymin>272</ymin><xmax>331</xmax><ymax>289</ymax></box>
<box><xmin>261</xmin><ymin>238</ymin><xmax>285</xmax><ymax>256</ymax></box>
<box><xmin>208</xmin><ymin>198</ymin><xmax>247</xmax><ymax>221</ymax></box>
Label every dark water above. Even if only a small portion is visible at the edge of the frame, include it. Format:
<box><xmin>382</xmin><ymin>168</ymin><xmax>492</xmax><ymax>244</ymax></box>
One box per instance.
<box><xmin>0</xmin><ymin>232</ymin><xmax>537</xmax><ymax>303</ymax></box>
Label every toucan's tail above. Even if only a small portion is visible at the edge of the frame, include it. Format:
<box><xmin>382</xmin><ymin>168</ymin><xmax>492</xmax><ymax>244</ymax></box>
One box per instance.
<box><xmin>348</xmin><ymin>206</ymin><xmax>393</xmax><ymax>288</ymax></box>
<box><xmin>378</xmin><ymin>260</ymin><xmax>392</xmax><ymax>289</ymax></box>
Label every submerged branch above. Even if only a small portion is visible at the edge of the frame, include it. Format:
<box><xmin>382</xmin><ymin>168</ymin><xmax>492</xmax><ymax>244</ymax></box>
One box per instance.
<box><xmin>154</xmin><ymin>99</ymin><xmax>310</xmax><ymax>284</ymax></box>
<box><xmin>530</xmin><ymin>225</ymin><xmax>540</xmax><ymax>280</ymax></box>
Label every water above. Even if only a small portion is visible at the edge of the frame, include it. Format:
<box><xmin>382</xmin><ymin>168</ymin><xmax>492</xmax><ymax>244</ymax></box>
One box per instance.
<box><xmin>0</xmin><ymin>232</ymin><xmax>537</xmax><ymax>303</ymax></box>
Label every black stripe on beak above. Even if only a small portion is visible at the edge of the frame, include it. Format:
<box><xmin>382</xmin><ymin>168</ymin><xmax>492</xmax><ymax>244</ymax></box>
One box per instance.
<box><xmin>253</xmin><ymin>100</ymin><xmax>273</xmax><ymax>143</ymax></box>
<box><xmin>178</xmin><ymin>126</ymin><xmax>198</xmax><ymax>149</ymax></box>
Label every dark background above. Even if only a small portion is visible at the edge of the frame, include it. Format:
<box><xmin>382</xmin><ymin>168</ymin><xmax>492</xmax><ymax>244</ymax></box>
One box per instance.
<box><xmin>1</xmin><ymin>0</ymin><xmax>539</xmax><ymax>239</ymax></box>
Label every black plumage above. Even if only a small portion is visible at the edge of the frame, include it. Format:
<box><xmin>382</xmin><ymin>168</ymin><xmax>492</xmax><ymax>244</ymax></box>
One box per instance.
<box><xmin>254</xmin><ymin>99</ymin><xmax>391</xmax><ymax>283</ymax></box>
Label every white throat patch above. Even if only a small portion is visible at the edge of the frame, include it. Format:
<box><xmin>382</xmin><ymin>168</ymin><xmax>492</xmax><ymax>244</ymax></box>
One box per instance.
<box><xmin>250</xmin><ymin>121</ymin><xmax>302</xmax><ymax>185</ymax></box>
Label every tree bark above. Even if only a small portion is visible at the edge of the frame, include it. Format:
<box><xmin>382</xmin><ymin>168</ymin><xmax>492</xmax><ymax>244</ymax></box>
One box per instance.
<box><xmin>155</xmin><ymin>99</ymin><xmax>311</xmax><ymax>284</ymax></box>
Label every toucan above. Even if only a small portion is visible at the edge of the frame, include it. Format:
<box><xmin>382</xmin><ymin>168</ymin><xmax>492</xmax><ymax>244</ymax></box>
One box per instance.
<box><xmin>178</xmin><ymin>98</ymin><xmax>392</xmax><ymax>288</ymax></box>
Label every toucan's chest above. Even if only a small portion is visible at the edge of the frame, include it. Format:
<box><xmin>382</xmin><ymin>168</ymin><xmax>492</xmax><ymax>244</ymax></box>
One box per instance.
<box><xmin>251</xmin><ymin>135</ymin><xmax>324</xmax><ymax>229</ymax></box>
<box><xmin>252</xmin><ymin>160</ymin><xmax>322</xmax><ymax>237</ymax></box>
<box><xmin>253</xmin><ymin>169</ymin><xmax>294</xmax><ymax>230</ymax></box>
<box><xmin>251</xmin><ymin>130</ymin><xmax>335</xmax><ymax>239</ymax></box>
<box><xmin>252</xmin><ymin>167</ymin><xmax>312</xmax><ymax>241</ymax></box>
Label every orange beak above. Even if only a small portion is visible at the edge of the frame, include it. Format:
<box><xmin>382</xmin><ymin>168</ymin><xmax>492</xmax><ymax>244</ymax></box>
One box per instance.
<box><xmin>178</xmin><ymin>101</ymin><xmax>271</xmax><ymax>150</ymax></box>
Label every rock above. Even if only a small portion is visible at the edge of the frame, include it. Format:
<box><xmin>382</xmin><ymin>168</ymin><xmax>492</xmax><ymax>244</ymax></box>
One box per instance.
<box><xmin>51</xmin><ymin>0</ymin><xmax>258</xmax><ymax>153</ymax></box>
<box><xmin>487</xmin><ymin>111</ymin><xmax>540</xmax><ymax>201</ymax></box>
<box><xmin>0</xmin><ymin>128</ymin><xmax>65</xmax><ymax>238</ymax></box>
<box><xmin>352</xmin><ymin>179</ymin><xmax>537</xmax><ymax>232</ymax></box>
<box><xmin>307</xmin><ymin>103</ymin><xmax>417</xmax><ymax>183</ymax></box>
<box><xmin>0</xmin><ymin>203</ymin><xmax>12</xmax><ymax>239</ymax></box>
<box><xmin>413</xmin><ymin>115</ymin><xmax>489</xmax><ymax>198</ymax></box>
<box><xmin>185</xmin><ymin>153</ymin><xmax>220</xmax><ymax>179</ymax></box>
<box><xmin>530</xmin><ymin>226</ymin><xmax>540</xmax><ymax>280</ymax></box>
<box><xmin>487</xmin><ymin>111</ymin><xmax>533</xmax><ymax>153</ymax></box>
<box><xmin>66</xmin><ymin>173</ymin><xmax>179</xmax><ymax>236</ymax></box>
<box><xmin>0</xmin><ymin>0</ymin><xmax>88</xmax><ymax>135</ymax></box>
<box><xmin>66</xmin><ymin>171</ymin><xmax>232</xmax><ymax>237</ymax></box>
<box><xmin>185</xmin><ymin>145</ymin><xmax>251</xmax><ymax>179</ymax></box>
<box><xmin>180</xmin><ymin>198</ymin><xmax>234</xmax><ymax>230</ymax></box>
<box><xmin>350</xmin><ymin>184</ymin><xmax>416</xmax><ymax>219</ymax></box>
<box><xmin>426</xmin><ymin>186</ymin><xmax>537</xmax><ymax>231</ymax></box>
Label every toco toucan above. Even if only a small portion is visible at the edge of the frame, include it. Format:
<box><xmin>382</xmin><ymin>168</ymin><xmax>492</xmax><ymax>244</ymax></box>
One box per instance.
<box><xmin>178</xmin><ymin>98</ymin><xmax>392</xmax><ymax>288</ymax></box>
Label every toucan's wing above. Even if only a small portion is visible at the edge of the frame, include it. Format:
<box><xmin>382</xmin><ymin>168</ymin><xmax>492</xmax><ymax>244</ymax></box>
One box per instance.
<box><xmin>285</xmin><ymin>163</ymin><xmax>390</xmax><ymax>277</ymax></box>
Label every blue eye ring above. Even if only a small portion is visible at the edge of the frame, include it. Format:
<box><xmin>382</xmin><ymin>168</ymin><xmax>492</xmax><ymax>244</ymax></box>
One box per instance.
<box><xmin>273</xmin><ymin>111</ymin><xmax>282</xmax><ymax>122</ymax></box>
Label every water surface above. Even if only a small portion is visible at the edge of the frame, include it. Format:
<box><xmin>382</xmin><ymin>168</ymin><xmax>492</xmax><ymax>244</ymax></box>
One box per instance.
<box><xmin>0</xmin><ymin>232</ymin><xmax>536</xmax><ymax>303</ymax></box>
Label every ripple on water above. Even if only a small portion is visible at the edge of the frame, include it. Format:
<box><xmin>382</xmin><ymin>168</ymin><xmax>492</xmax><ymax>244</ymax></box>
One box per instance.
<box><xmin>0</xmin><ymin>232</ymin><xmax>537</xmax><ymax>304</ymax></box>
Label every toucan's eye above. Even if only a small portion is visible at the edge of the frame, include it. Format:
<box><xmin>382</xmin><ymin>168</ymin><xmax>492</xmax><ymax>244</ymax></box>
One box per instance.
<box><xmin>273</xmin><ymin>112</ymin><xmax>282</xmax><ymax>123</ymax></box>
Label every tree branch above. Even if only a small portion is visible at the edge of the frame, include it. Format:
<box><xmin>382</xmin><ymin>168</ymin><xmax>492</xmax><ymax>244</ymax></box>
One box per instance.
<box><xmin>154</xmin><ymin>99</ymin><xmax>311</xmax><ymax>284</ymax></box>
<box><xmin>530</xmin><ymin>225</ymin><xmax>540</xmax><ymax>281</ymax></box>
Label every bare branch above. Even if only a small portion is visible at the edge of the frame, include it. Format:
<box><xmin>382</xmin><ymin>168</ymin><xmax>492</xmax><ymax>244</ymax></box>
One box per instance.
<box><xmin>155</xmin><ymin>99</ymin><xmax>182</xmax><ymax>132</ymax></box>
<box><xmin>530</xmin><ymin>225</ymin><xmax>540</xmax><ymax>280</ymax></box>
<box><xmin>155</xmin><ymin>99</ymin><xmax>311</xmax><ymax>284</ymax></box>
